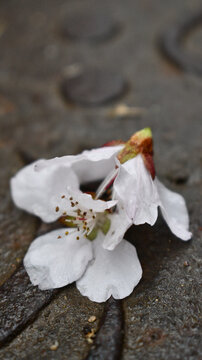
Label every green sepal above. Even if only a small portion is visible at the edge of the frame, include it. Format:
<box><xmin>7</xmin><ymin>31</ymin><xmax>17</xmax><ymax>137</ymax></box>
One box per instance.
<box><xmin>101</xmin><ymin>218</ymin><xmax>111</xmax><ymax>235</ymax></box>
<box><xmin>87</xmin><ymin>227</ymin><xmax>98</xmax><ymax>241</ymax></box>
<box><xmin>118</xmin><ymin>127</ymin><xmax>153</xmax><ymax>164</ymax></box>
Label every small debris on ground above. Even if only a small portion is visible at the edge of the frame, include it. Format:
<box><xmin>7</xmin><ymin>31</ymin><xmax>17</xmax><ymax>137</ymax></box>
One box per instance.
<box><xmin>85</xmin><ymin>328</ymin><xmax>96</xmax><ymax>344</ymax></box>
<box><xmin>88</xmin><ymin>315</ymin><xmax>96</xmax><ymax>323</ymax></box>
<box><xmin>183</xmin><ymin>261</ymin><xmax>190</xmax><ymax>267</ymax></box>
<box><xmin>50</xmin><ymin>340</ymin><xmax>59</xmax><ymax>351</ymax></box>
<box><xmin>109</xmin><ymin>103</ymin><xmax>146</xmax><ymax>118</ymax></box>
<box><xmin>83</xmin><ymin>325</ymin><xmax>96</xmax><ymax>344</ymax></box>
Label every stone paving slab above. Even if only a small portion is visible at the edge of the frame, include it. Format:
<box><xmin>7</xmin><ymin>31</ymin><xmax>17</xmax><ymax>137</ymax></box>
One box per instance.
<box><xmin>0</xmin><ymin>0</ymin><xmax>201</xmax><ymax>359</ymax></box>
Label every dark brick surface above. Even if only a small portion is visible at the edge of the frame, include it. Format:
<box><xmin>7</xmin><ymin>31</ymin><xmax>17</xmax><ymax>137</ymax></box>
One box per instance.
<box><xmin>0</xmin><ymin>0</ymin><xmax>201</xmax><ymax>359</ymax></box>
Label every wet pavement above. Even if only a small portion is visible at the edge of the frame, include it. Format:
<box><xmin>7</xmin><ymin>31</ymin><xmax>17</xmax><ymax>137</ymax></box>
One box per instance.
<box><xmin>0</xmin><ymin>0</ymin><xmax>201</xmax><ymax>359</ymax></box>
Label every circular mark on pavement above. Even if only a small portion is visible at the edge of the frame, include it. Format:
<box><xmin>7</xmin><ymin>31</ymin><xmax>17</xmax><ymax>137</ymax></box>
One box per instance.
<box><xmin>62</xmin><ymin>9</ymin><xmax>119</xmax><ymax>42</ymax></box>
<box><xmin>159</xmin><ymin>10</ymin><xmax>202</xmax><ymax>75</ymax></box>
<box><xmin>61</xmin><ymin>68</ymin><xmax>127</xmax><ymax>106</ymax></box>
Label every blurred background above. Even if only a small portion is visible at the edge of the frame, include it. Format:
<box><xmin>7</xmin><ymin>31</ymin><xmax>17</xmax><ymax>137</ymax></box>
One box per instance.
<box><xmin>0</xmin><ymin>0</ymin><xmax>201</xmax><ymax>359</ymax></box>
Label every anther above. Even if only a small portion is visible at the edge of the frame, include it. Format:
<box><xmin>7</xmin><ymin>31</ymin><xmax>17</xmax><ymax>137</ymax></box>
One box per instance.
<box><xmin>57</xmin><ymin>235</ymin><xmax>61</xmax><ymax>239</ymax></box>
<box><xmin>61</xmin><ymin>195</ymin><xmax>65</xmax><ymax>199</ymax></box>
<box><xmin>65</xmin><ymin>231</ymin><xmax>69</xmax><ymax>235</ymax></box>
<box><xmin>55</xmin><ymin>206</ymin><xmax>59</xmax><ymax>212</ymax></box>
<box><xmin>76</xmin><ymin>236</ymin><xmax>80</xmax><ymax>240</ymax></box>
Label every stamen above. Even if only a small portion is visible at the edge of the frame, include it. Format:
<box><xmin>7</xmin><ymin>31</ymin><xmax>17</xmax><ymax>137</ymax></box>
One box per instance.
<box><xmin>61</xmin><ymin>195</ymin><xmax>65</xmax><ymax>199</ymax></box>
<box><xmin>96</xmin><ymin>168</ymin><xmax>118</xmax><ymax>199</ymax></box>
<box><xmin>57</xmin><ymin>235</ymin><xmax>61</xmax><ymax>239</ymax></box>
<box><xmin>65</xmin><ymin>231</ymin><xmax>69</xmax><ymax>235</ymax></box>
<box><xmin>55</xmin><ymin>206</ymin><xmax>59</xmax><ymax>212</ymax></box>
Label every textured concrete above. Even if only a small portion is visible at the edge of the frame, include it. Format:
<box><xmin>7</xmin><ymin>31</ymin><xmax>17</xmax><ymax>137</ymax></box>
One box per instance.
<box><xmin>0</xmin><ymin>0</ymin><xmax>201</xmax><ymax>359</ymax></box>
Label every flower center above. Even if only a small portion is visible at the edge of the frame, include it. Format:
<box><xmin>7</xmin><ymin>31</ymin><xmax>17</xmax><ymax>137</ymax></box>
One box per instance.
<box><xmin>58</xmin><ymin>195</ymin><xmax>111</xmax><ymax>240</ymax></box>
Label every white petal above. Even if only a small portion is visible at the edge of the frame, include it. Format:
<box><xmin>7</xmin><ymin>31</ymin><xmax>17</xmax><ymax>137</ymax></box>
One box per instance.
<box><xmin>103</xmin><ymin>204</ymin><xmax>132</xmax><ymax>250</ymax></box>
<box><xmin>76</xmin><ymin>234</ymin><xmax>142</xmax><ymax>302</ymax></box>
<box><xmin>24</xmin><ymin>228</ymin><xmax>93</xmax><ymax>290</ymax></box>
<box><xmin>114</xmin><ymin>155</ymin><xmax>160</xmax><ymax>225</ymax></box>
<box><xmin>155</xmin><ymin>178</ymin><xmax>192</xmax><ymax>241</ymax></box>
<box><xmin>11</xmin><ymin>161</ymin><xmax>79</xmax><ymax>222</ymax></box>
<box><xmin>67</xmin><ymin>187</ymin><xmax>117</xmax><ymax>214</ymax></box>
<box><xmin>36</xmin><ymin>145</ymin><xmax>123</xmax><ymax>184</ymax></box>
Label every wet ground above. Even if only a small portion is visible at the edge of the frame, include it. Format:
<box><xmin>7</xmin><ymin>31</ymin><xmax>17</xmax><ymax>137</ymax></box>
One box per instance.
<box><xmin>0</xmin><ymin>0</ymin><xmax>201</xmax><ymax>359</ymax></box>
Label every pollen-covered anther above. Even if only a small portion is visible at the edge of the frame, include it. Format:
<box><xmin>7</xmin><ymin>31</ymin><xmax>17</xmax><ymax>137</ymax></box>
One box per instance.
<box><xmin>65</xmin><ymin>231</ymin><xmax>69</xmax><ymax>235</ymax></box>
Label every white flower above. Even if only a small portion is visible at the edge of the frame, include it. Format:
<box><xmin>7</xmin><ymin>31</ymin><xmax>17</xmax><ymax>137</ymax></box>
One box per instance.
<box><xmin>10</xmin><ymin>128</ymin><xmax>192</xmax><ymax>302</ymax></box>
<box><xmin>11</xmin><ymin>144</ymin><xmax>142</xmax><ymax>302</ymax></box>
